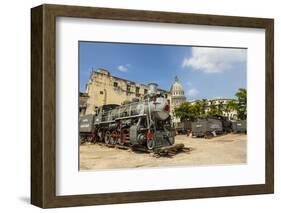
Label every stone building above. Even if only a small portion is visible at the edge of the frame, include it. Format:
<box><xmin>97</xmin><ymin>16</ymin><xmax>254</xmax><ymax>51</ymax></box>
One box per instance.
<box><xmin>170</xmin><ymin>76</ymin><xmax>187</xmax><ymax>125</ymax></box>
<box><xmin>84</xmin><ymin>68</ymin><xmax>171</xmax><ymax>115</ymax></box>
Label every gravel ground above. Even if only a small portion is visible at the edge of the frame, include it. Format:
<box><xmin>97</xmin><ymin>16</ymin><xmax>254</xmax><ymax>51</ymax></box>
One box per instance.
<box><xmin>79</xmin><ymin>133</ymin><xmax>247</xmax><ymax>170</ymax></box>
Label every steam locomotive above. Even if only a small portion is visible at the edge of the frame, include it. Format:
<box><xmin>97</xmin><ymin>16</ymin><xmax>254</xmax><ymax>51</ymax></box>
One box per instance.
<box><xmin>80</xmin><ymin>83</ymin><xmax>175</xmax><ymax>150</ymax></box>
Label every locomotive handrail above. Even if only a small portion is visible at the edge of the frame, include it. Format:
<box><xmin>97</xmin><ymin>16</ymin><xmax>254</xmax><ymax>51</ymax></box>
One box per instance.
<box><xmin>98</xmin><ymin>114</ymin><xmax>148</xmax><ymax>124</ymax></box>
<box><xmin>115</xmin><ymin>114</ymin><xmax>147</xmax><ymax>121</ymax></box>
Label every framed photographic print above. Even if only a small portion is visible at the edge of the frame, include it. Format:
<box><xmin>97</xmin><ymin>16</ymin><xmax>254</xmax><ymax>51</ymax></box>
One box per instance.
<box><xmin>31</xmin><ymin>4</ymin><xmax>274</xmax><ymax>208</ymax></box>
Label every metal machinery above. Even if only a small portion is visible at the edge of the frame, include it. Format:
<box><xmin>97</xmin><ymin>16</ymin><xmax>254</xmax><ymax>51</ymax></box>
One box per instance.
<box><xmin>80</xmin><ymin>83</ymin><xmax>175</xmax><ymax>150</ymax></box>
<box><xmin>191</xmin><ymin>118</ymin><xmax>223</xmax><ymax>138</ymax></box>
<box><xmin>231</xmin><ymin>120</ymin><xmax>247</xmax><ymax>133</ymax></box>
<box><xmin>212</xmin><ymin>115</ymin><xmax>232</xmax><ymax>133</ymax></box>
<box><xmin>79</xmin><ymin>114</ymin><xmax>95</xmax><ymax>143</ymax></box>
<box><xmin>191</xmin><ymin>115</ymin><xmax>246</xmax><ymax>138</ymax></box>
<box><xmin>174</xmin><ymin>120</ymin><xmax>192</xmax><ymax>135</ymax></box>
<box><xmin>176</xmin><ymin>115</ymin><xmax>231</xmax><ymax>136</ymax></box>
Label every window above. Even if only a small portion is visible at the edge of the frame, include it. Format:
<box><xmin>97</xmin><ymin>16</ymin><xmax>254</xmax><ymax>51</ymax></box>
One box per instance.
<box><xmin>144</xmin><ymin>89</ymin><xmax>148</xmax><ymax>94</ymax></box>
<box><xmin>113</xmin><ymin>82</ymin><xmax>118</xmax><ymax>87</ymax></box>
<box><xmin>100</xmin><ymin>91</ymin><xmax>104</xmax><ymax>95</ymax></box>
<box><xmin>136</xmin><ymin>87</ymin><xmax>140</xmax><ymax>95</ymax></box>
<box><xmin>127</xmin><ymin>84</ymin><xmax>131</xmax><ymax>92</ymax></box>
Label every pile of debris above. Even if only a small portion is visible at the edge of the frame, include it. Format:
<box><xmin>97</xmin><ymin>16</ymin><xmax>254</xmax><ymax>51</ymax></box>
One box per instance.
<box><xmin>131</xmin><ymin>143</ymin><xmax>191</xmax><ymax>158</ymax></box>
<box><xmin>153</xmin><ymin>144</ymin><xmax>191</xmax><ymax>158</ymax></box>
<box><xmin>90</xmin><ymin>141</ymin><xmax>191</xmax><ymax>158</ymax></box>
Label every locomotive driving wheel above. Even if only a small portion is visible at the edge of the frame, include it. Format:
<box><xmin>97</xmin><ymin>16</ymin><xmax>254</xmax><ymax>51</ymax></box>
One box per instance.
<box><xmin>97</xmin><ymin>129</ymin><xmax>104</xmax><ymax>142</ymax></box>
<box><xmin>110</xmin><ymin>130</ymin><xmax>118</xmax><ymax>144</ymax></box>
<box><xmin>104</xmin><ymin>131</ymin><xmax>111</xmax><ymax>144</ymax></box>
<box><xmin>120</xmin><ymin>128</ymin><xmax>129</xmax><ymax>145</ymax></box>
<box><xmin>116</xmin><ymin>130</ymin><xmax>122</xmax><ymax>145</ymax></box>
<box><xmin>86</xmin><ymin>136</ymin><xmax>93</xmax><ymax>143</ymax></box>
<box><xmin>147</xmin><ymin>140</ymin><xmax>155</xmax><ymax>150</ymax></box>
<box><xmin>146</xmin><ymin>131</ymin><xmax>155</xmax><ymax>149</ymax></box>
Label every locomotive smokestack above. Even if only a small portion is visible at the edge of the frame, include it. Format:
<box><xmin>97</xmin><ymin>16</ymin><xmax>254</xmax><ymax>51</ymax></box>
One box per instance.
<box><xmin>147</xmin><ymin>83</ymin><xmax>158</xmax><ymax>96</ymax></box>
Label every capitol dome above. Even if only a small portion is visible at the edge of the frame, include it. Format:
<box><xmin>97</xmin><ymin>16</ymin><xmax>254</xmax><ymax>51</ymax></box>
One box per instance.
<box><xmin>170</xmin><ymin>76</ymin><xmax>186</xmax><ymax>125</ymax></box>
<box><xmin>170</xmin><ymin>76</ymin><xmax>185</xmax><ymax>96</ymax></box>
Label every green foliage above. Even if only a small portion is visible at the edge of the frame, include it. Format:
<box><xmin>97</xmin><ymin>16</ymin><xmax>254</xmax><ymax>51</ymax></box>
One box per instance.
<box><xmin>174</xmin><ymin>88</ymin><xmax>247</xmax><ymax>121</ymax></box>
<box><xmin>174</xmin><ymin>102</ymin><xmax>189</xmax><ymax>121</ymax></box>
<box><xmin>200</xmin><ymin>99</ymin><xmax>208</xmax><ymax>116</ymax></box>
<box><xmin>174</xmin><ymin>102</ymin><xmax>198</xmax><ymax>122</ymax></box>
<box><xmin>217</xmin><ymin>101</ymin><xmax>224</xmax><ymax>115</ymax></box>
<box><xmin>224</xmin><ymin>99</ymin><xmax>237</xmax><ymax>116</ymax></box>
<box><xmin>235</xmin><ymin>88</ymin><xmax>247</xmax><ymax>119</ymax></box>
<box><xmin>208</xmin><ymin>102</ymin><xmax>218</xmax><ymax>116</ymax></box>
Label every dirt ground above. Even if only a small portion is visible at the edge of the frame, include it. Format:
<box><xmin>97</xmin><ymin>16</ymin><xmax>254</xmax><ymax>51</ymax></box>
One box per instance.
<box><xmin>79</xmin><ymin>133</ymin><xmax>247</xmax><ymax>170</ymax></box>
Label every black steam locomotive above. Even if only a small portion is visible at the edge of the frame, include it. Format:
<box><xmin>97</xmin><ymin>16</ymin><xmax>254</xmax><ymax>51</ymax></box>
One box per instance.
<box><xmin>79</xmin><ymin>83</ymin><xmax>175</xmax><ymax>150</ymax></box>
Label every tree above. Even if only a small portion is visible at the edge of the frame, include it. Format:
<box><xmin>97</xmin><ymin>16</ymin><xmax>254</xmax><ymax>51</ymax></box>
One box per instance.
<box><xmin>217</xmin><ymin>101</ymin><xmax>224</xmax><ymax>116</ymax></box>
<box><xmin>207</xmin><ymin>100</ymin><xmax>218</xmax><ymax>116</ymax></box>
<box><xmin>192</xmin><ymin>102</ymin><xmax>201</xmax><ymax>117</ymax></box>
<box><xmin>199</xmin><ymin>99</ymin><xmax>208</xmax><ymax>116</ymax></box>
<box><xmin>174</xmin><ymin>102</ymin><xmax>199</xmax><ymax>122</ymax></box>
<box><xmin>174</xmin><ymin>102</ymin><xmax>190</xmax><ymax>122</ymax></box>
<box><xmin>225</xmin><ymin>100</ymin><xmax>237</xmax><ymax>119</ymax></box>
<box><xmin>235</xmin><ymin>88</ymin><xmax>247</xmax><ymax>120</ymax></box>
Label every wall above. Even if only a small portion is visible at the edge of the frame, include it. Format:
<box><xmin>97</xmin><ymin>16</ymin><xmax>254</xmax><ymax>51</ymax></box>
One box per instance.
<box><xmin>0</xmin><ymin>0</ymin><xmax>279</xmax><ymax>212</ymax></box>
<box><xmin>84</xmin><ymin>69</ymin><xmax>170</xmax><ymax>115</ymax></box>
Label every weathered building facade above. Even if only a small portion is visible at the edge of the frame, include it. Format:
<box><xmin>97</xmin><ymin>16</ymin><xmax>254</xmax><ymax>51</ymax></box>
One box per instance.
<box><xmin>84</xmin><ymin>68</ymin><xmax>171</xmax><ymax>115</ymax></box>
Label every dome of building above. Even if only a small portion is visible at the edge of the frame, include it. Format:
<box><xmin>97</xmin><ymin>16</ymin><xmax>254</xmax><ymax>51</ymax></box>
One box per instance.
<box><xmin>170</xmin><ymin>76</ymin><xmax>185</xmax><ymax>96</ymax></box>
<box><xmin>170</xmin><ymin>76</ymin><xmax>186</xmax><ymax>125</ymax></box>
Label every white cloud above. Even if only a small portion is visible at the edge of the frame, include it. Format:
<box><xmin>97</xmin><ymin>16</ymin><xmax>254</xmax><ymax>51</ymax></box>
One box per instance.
<box><xmin>117</xmin><ymin>64</ymin><xmax>131</xmax><ymax>72</ymax></box>
<box><xmin>188</xmin><ymin>88</ymin><xmax>199</xmax><ymax>97</ymax></box>
<box><xmin>182</xmin><ymin>47</ymin><xmax>246</xmax><ymax>73</ymax></box>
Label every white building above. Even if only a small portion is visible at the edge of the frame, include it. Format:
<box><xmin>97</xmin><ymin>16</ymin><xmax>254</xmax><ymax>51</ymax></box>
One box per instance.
<box><xmin>169</xmin><ymin>76</ymin><xmax>238</xmax><ymax>125</ymax></box>
<box><xmin>170</xmin><ymin>76</ymin><xmax>186</xmax><ymax>125</ymax></box>
<box><xmin>189</xmin><ymin>98</ymin><xmax>238</xmax><ymax>119</ymax></box>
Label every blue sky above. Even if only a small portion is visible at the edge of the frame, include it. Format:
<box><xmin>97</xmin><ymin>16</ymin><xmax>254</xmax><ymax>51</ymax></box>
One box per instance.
<box><xmin>79</xmin><ymin>41</ymin><xmax>246</xmax><ymax>100</ymax></box>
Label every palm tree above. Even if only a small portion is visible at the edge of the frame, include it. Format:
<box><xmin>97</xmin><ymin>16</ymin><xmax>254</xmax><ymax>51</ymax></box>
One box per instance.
<box><xmin>235</xmin><ymin>88</ymin><xmax>247</xmax><ymax>120</ymax></box>
<box><xmin>225</xmin><ymin>100</ymin><xmax>237</xmax><ymax>119</ymax></box>
<box><xmin>217</xmin><ymin>101</ymin><xmax>224</xmax><ymax>116</ymax></box>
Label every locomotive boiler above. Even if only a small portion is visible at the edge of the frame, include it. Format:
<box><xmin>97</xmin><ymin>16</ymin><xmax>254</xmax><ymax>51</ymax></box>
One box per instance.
<box><xmin>80</xmin><ymin>83</ymin><xmax>175</xmax><ymax>150</ymax></box>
